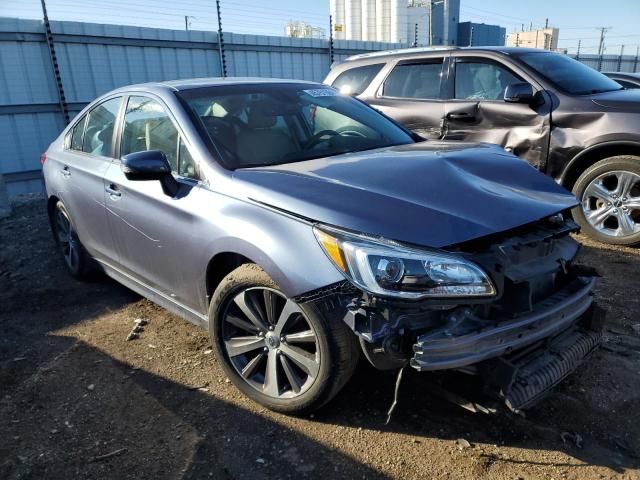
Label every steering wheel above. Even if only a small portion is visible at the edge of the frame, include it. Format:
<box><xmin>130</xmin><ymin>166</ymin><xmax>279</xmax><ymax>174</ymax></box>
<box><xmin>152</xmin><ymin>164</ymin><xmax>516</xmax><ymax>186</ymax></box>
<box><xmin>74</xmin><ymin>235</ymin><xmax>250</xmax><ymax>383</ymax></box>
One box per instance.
<box><xmin>304</xmin><ymin>130</ymin><xmax>340</xmax><ymax>149</ymax></box>
<box><xmin>335</xmin><ymin>126</ymin><xmax>368</xmax><ymax>138</ymax></box>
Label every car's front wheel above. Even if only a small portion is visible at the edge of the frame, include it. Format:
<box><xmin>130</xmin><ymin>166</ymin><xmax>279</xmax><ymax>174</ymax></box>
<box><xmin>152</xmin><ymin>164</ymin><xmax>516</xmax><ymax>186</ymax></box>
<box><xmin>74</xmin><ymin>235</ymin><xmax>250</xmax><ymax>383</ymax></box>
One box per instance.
<box><xmin>572</xmin><ymin>156</ymin><xmax>640</xmax><ymax>246</ymax></box>
<box><xmin>209</xmin><ymin>264</ymin><xmax>358</xmax><ymax>414</ymax></box>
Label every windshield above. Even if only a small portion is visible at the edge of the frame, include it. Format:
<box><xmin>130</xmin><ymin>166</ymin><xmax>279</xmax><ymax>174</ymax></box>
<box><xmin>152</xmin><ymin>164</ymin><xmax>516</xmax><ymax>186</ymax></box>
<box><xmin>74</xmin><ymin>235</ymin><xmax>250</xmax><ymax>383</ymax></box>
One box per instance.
<box><xmin>178</xmin><ymin>83</ymin><xmax>414</xmax><ymax>169</ymax></box>
<box><xmin>516</xmin><ymin>52</ymin><xmax>623</xmax><ymax>95</ymax></box>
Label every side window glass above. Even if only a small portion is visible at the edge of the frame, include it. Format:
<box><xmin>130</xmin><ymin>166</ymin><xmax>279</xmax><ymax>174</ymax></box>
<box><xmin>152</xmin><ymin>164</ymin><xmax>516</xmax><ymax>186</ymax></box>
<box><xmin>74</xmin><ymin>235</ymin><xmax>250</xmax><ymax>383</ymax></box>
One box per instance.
<box><xmin>121</xmin><ymin>96</ymin><xmax>179</xmax><ymax>172</ymax></box>
<box><xmin>455</xmin><ymin>61</ymin><xmax>523</xmax><ymax>101</ymax></box>
<box><xmin>121</xmin><ymin>96</ymin><xmax>199</xmax><ymax>179</ymax></box>
<box><xmin>332</xmin><ymin>63</ymin><xmax>384</xmax><ymax>95</ymax></box>
<box><xmin>178</xmin><ymin>138</ymin><xmax>198</xmax><ymax>179</ymax></box>
<box><xmin>70</xmin><ymin>114</ymin><xmax>86</xmax><ymax>151</ymax></box>
<box><xmin>82</xmin><ymin>97</ymin><xmax>121</xmax><ymax>157</ymax></box>
<box><xmin>382</xmin><ymin>61</ymin><xmax>443</xmax><ymax>99</ymax></box>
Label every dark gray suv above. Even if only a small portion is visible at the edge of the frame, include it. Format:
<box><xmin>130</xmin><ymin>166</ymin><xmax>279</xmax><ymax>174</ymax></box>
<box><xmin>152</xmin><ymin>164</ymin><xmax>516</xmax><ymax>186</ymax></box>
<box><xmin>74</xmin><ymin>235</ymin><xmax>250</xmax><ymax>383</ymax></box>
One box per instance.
<box><xmin>325</xmin><ymin>47</ymin><xmax>640</xmax><ymax>246</ymax></box>
<box><xmin>43</xmin><ymin>78</ymin><xmax>603</xmax><ymax>414</ymax></box>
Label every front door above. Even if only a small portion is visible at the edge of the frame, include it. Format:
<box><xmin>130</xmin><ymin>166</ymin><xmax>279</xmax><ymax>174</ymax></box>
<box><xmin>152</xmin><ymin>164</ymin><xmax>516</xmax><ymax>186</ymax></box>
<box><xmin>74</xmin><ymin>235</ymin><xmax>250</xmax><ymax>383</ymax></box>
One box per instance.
<box><xmin>103</xmin><ymin>94</ymin><xmax>203</xmax><ymax>309</ymax></box>
<box><xmin>443</xmin><ymin>56</ymin><xmax>551</xmax><ymax>170</ymax></box>
<box><xmin>366</xmin><ymin>57</ymin><xmax>447</xmax><ymax>141</ymax></box>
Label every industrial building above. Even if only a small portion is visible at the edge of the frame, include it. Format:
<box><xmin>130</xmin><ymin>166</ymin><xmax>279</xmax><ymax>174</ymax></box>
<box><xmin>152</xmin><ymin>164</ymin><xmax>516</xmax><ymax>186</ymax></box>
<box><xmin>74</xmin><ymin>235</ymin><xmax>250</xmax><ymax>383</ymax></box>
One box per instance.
<box><xmin>330</xmin><ymin>0</ymin><xmax>459</xmax><ymax>46</ymax></box>
<box><xmin>505</xmin><ymin>27</ymin><xmax>559</xmax><ymax>50</ymax></box>
<box><xmin>457</xmin><ymin>21</ymin><xmax>505</xmax><ymax>46</ymax></box>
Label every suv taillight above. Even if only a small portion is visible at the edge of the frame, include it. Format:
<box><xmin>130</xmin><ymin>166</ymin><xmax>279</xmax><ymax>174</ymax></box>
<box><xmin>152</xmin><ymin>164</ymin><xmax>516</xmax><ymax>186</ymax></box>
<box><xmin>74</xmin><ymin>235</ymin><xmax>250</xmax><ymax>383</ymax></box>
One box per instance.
<box><xmin>40</xmin><ymin>153</ymin><xmax>47</xmax><ymax>165</ymax></box>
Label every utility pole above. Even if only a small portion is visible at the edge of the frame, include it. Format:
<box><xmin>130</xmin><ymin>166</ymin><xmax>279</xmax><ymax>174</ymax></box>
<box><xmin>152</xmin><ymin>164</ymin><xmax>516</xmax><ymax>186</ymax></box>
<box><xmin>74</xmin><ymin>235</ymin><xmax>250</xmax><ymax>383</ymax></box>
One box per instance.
<box><xmin>617</xmin><ymin>45</ymin><xmax>625</xmax><ymax>72</ymax></box>
<box><xmin>40</xmin><ymin>0</ymin><xmax>69</xmax><ymax>124</ymax></box>
<box><xmin>597</xmin><ymin>27</ymin><xmax>611</xmax><ymax>71</ymax></box>
<box><xmin>329</xmin><ymin>14</ymin><xmax>334</xmax><ymax>64</ymax></box>
<box><xmin>215</xmin><ymin>0</ymin><xmax>227</xmax><ymax>77</ymax></box>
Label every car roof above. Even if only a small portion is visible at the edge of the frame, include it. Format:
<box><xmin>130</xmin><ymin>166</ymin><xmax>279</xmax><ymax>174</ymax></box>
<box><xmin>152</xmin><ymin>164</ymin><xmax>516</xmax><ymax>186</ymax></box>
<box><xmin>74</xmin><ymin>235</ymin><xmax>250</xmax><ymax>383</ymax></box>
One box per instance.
<box><xmin>343</xmin><ymin>46</ymin><xmax>545</xmax><ymax>62</ymax></box>
<box><xmin>109</xmin><ymin>77</ymin><xmax>321</xmax><ymax>94</ymax></box>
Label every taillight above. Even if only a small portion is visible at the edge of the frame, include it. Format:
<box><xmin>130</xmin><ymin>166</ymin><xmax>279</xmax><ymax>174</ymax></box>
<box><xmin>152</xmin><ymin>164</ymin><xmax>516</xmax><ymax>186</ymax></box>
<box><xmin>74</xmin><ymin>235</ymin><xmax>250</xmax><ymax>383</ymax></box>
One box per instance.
<box><xmin>40</xmin><ymin>153</ymin><xmax>47</xmax><ymax>165</ymax></box>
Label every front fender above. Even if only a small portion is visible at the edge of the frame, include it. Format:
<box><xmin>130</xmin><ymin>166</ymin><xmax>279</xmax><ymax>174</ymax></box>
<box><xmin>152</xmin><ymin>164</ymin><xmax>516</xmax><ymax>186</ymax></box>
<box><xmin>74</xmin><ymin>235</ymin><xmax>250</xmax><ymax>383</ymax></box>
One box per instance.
<box><xmin>196</xmin><ymin>196</ymin><xmax>344</xmax><ymax>312</ymax></box>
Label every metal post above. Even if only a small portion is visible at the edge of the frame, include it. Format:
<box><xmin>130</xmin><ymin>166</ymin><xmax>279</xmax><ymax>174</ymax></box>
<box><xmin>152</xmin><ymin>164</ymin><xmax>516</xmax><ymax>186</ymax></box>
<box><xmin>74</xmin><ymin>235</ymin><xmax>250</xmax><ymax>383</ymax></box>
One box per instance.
<box><xmin>429</xmin><ymin>1</ymin><xmax>433</xmax><ymax>46</ymax></box>
<box><xmin>634</xmin><ymin>46</ymin><xmax>639</xmax><ymax>73</ymax></box>
<box><xmin>329</xmin><ymin>15</ymin><xmax>334</xmax><ymax>64</ymax></box>
<box><xmin>617</xmin><ymin>45</ymin><xmax>624</xmax><ymax>71</ymax></box>
<box><xmin>185</xmin><ymin>15</ymin><xmax>188</xmax><ymax>31</ymax></box>
<box><xmin>40</xmin><ymin>0</ymin><xmax>69</xmax><ymax>125</ymax></box>
<box><xmin>576</xmin><ymin>40</ymin><xmax>581</xmax><ymax>61</ymax></box>
<box><xmin>215</xmin><ymin>0</ymin><xmax>227</xmax><ymax>77</ymax></box>
<box><xmin>469</xmin><ymin>26</ymin><xmax>474</xmax><ymax>47</ymax></box>
<box><xmin>516</xmin><ymin>33</ymin><xmax>519</xmax><ymax>47</ymax></box>
<box><xmin>413</xmin><ymin>23</ymin><xmax>418</xmax><ymax>47</ymax></box>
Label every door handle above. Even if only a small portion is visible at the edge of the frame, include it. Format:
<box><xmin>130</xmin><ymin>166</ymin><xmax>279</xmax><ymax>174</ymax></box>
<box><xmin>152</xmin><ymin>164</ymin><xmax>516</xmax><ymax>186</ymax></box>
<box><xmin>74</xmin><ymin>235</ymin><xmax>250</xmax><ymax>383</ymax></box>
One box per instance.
<box><xmin>105</xmin><ymin>184</ymin><xmax>122</xmax><ymax>198</ymax></box>
<box><xmin>61</xmin><ymin>166</ymin><xmax>71</xmax><ymax>178</ymax></box>
<box><xmin>446</xmin><ymin>112</ymin><xmax>476</xmax><ymax>122</ymax></box>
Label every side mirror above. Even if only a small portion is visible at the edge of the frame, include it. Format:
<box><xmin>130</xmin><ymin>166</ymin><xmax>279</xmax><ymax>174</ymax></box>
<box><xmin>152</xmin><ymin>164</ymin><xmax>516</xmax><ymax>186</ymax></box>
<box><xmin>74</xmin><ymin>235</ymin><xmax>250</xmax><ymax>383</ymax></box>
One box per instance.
<box><xmin>504</xmin><ymin>82</ymin><xmax>535</xmax><ymax>104</ymax></box>
<box><xmin>121</xmin><ymin>150</ymin><xmax>179</xmax><ymax>196</ymax></box>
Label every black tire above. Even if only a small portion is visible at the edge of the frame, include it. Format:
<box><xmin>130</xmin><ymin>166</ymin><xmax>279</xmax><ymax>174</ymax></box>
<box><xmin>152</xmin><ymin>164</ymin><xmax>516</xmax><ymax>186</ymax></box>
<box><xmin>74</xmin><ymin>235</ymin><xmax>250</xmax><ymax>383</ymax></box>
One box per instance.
<box><xmin>49</xmin><ymin>200</ymin><xmax>95</xmax><ymax>279</ymax></box>
<box><xmin>209</xmin><ymin>263</ymin><xmax>359</xmax><ymax>414</ymax></box>
<box><xmin>572</xmin><ymin>156</ymin><xmax>640</xmax><ymax>246</ymax></box>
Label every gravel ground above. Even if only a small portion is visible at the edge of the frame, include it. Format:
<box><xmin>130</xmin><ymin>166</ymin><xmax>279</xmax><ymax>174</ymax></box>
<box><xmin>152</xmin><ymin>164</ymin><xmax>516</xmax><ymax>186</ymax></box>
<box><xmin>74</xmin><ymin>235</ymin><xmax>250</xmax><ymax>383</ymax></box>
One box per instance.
<box><xmin>1</xmin><ymin>196</ymin><xmax>639</xmax><ymax>480</ymax></box>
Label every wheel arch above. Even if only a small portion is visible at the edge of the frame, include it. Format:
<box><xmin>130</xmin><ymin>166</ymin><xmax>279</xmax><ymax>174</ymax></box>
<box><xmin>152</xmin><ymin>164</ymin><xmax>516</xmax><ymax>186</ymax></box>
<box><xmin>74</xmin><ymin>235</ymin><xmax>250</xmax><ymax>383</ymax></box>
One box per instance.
<box><xmin>205</xmin><ymin>251</ymin><xmax>254</xmax><ymax>305</ymax></box>
<box><xmin>559</xmin><ymin>141</ymin><xmax>640</xmax><ymax>190</ymax></box>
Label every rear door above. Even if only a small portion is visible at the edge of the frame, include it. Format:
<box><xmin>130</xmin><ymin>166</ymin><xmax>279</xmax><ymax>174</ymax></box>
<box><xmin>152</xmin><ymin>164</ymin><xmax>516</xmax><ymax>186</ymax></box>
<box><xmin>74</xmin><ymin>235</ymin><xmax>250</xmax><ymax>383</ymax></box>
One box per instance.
<box><xmin>364</xmin><ymin>56</ymin><xmax>447</xmax><ymax>140</ymax></box>
<box><xmin>442</xmin><ymin>54</ymin><xmax>551</xmax><ymax>170</ymax></box>
<box><xmin>52</xmin><ymin>96</ymin><xmax>123</xmax><ymax>264</ymax></box>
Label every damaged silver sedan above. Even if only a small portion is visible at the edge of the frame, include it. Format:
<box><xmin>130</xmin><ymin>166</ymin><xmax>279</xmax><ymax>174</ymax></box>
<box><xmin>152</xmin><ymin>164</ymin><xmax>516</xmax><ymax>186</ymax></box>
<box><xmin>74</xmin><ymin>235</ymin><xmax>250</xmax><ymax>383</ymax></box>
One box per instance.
<box><xmin>42</xmin><ymin>79</ymin><xmax>603</xmax><ymax>414</ymax></box>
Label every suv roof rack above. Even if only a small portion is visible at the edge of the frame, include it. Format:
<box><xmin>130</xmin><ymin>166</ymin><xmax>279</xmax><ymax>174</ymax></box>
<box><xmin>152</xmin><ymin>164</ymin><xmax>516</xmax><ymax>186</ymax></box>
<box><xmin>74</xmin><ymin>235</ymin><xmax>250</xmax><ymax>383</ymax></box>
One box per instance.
<box><xmin>345</xmin><ymin>46</ymin><xmax>458</xmax><ymax>62</ymax></box>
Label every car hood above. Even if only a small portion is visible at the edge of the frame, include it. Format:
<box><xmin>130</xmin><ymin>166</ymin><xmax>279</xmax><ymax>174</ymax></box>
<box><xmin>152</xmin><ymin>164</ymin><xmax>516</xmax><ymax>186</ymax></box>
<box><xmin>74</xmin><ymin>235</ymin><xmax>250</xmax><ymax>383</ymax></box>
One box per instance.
<box><xmin>231</xmin><ymin>142</ymin><xmax>578</xmax><ymax>248</ymax></box>
<box><xmin>591</xmin><ymin>88</ymin><xmax>640</xmax><ymax>111</ymax></box>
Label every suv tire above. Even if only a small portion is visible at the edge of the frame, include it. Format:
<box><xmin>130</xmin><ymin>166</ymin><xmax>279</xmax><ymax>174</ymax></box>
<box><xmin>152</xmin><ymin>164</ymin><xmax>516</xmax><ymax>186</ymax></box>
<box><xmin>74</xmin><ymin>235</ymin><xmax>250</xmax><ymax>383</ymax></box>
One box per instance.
<box><xmin>572</xmin><ymin>156</ymin><xmax>640</xmax><ymax>246</ymax></box>
<box><xmin>209</xmin><ymin>263</ymin><xmax>359</xmax><ymax>414</ymax></box>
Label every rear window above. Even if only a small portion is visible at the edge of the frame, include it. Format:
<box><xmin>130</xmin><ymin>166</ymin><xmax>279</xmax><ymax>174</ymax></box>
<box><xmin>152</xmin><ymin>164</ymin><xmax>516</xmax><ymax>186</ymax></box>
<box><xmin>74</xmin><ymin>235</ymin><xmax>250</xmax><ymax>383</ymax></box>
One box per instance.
<box><xmin>331</xmin><ymin>63</ymin><xmax>384</xmax><ymax>95</ymax></box>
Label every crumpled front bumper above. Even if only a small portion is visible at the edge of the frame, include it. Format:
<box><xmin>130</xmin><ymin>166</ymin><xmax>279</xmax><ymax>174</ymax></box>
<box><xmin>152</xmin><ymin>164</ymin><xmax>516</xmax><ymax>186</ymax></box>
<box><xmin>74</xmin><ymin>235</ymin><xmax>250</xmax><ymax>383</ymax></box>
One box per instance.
<box><xmin>411</xmin><ymin>276</ymin><xmax>598</xmax><ymax>371</ymax></box>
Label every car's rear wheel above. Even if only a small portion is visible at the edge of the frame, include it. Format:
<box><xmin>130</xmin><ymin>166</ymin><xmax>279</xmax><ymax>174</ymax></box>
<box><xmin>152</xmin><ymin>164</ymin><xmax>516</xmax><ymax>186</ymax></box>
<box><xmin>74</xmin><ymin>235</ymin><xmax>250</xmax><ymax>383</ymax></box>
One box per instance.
<box><xmin>50</xmin><ymin>201</ymin><xmax>94</xmax><ymax>278</ymax></box>
<box><xmin>572</xmin><ymin>156</ymin><xmax>640</xmax><ymax>246</ymax></box>
<box><xmin>209</xmin><ymin>263</ymin><xmax>358</xmax><ymax>414</ymax></box>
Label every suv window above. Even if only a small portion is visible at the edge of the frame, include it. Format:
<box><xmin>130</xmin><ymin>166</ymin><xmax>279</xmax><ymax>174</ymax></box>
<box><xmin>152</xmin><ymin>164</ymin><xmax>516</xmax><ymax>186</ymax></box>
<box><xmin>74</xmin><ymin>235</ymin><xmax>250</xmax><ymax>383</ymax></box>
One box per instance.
<box><xmin>454</xmin><ymin>61</ymin><xmax>522</xmax><ymax>101</ymax></box>
<box><xmin>70</xmin><ymin>114</ymin><xmax>87</xmax><ymax>151</ymax></box>
<box><xmin>121</xmin><ymin>96</ymin><xmax>198</xmax><ymax>179</ymax></box>
<box><xmin>382</xmin><ymin>61</ymin><xmax>443</xmax><ymax>99</ymax></box>
<box><xmin>332</xmin><ymin>63</ymin><xmax>384</xmax><ymax>95</ymax></box>
<box><xmin>82</xmin><ymin>97</ymin><xmax>121</xmax><ymax>157</ymax></box>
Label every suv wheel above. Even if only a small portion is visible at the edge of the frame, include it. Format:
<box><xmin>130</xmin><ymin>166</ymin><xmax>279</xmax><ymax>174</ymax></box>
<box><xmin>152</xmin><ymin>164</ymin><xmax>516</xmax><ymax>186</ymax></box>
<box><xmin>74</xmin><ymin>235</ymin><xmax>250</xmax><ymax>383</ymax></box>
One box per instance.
<box><xmin>209</xmin><ymin>264</ymin><xmax>358</xmax><ymax>414</ymax></box>
<box><xmin>572</xmin><ymin>156</ymin><xmax>640</xmax><ymax>246</ymax></box>
<box><xmin>50</xmin><ymin>201</ymin><xmax>95</xmax><ymax>278</ymax></box>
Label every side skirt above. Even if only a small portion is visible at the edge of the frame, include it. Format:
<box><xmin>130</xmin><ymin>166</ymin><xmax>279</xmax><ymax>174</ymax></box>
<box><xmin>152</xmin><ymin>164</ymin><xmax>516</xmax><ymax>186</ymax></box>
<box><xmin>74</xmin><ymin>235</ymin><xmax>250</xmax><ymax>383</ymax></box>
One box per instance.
<box><xmin>96</xmin><ymin>259</ymin><xmax>209</xmax><ymax>330</ymax></box>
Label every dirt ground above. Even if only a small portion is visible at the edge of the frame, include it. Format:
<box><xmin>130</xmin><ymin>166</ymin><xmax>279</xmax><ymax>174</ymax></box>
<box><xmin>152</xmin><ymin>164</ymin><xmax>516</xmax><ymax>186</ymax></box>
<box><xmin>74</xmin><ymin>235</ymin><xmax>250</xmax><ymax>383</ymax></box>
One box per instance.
<box><xmin>1</xmin><ymin>196</ymin><xmax>639</xmax><ymax>480</ymax></box>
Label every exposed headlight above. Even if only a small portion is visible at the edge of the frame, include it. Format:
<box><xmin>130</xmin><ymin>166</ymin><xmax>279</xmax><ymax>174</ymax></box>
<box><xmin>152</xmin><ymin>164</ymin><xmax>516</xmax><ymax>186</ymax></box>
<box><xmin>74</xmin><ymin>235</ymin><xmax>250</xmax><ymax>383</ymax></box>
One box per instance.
<box><xmin>314</xmin><ymin>226</ymin><xmax>496</xmax><ymax>299</ymax></box>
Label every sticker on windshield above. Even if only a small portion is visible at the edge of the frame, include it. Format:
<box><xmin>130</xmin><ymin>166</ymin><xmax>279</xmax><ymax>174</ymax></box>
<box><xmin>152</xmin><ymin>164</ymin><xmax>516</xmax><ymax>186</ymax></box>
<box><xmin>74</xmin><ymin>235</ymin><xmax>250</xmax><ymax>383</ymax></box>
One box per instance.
<box><xmin>303</xmin><ymin>88</ymin><xmax>338</xmax><ymax>97</ymax></box>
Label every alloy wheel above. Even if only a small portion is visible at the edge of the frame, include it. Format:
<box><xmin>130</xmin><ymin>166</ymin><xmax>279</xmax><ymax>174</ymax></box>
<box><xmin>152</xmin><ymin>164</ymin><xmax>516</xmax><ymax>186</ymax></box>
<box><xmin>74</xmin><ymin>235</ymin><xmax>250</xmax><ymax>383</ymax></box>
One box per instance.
<box><xmin>221</xmin><ymin>287</ymin><xmax>320</xmax><ymax>399</ymax></box>
<box><xmin>54</xmin><ymin>208</ymin><xmax>80</xmax><ymax>271</ymax></box>
<box><xmin>581</xmin><ymin>170</ymin><xmax>640</xmax><ymax>238</ymax></box>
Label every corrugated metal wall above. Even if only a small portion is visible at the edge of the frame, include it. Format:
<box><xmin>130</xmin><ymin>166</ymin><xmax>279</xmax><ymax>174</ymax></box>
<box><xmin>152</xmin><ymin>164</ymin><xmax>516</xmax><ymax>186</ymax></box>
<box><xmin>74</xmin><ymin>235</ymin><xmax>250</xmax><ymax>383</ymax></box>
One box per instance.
<box><xmin>0</xmin><ymin>17</ymin><xmax>401</xmax><ymax>196</ymax></box>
